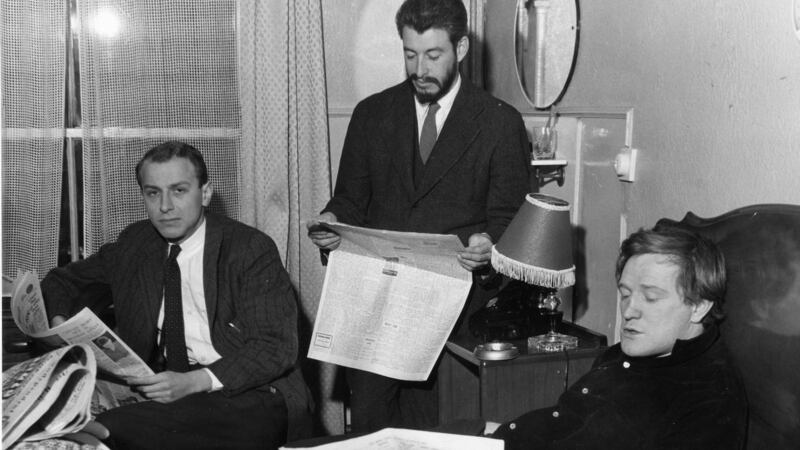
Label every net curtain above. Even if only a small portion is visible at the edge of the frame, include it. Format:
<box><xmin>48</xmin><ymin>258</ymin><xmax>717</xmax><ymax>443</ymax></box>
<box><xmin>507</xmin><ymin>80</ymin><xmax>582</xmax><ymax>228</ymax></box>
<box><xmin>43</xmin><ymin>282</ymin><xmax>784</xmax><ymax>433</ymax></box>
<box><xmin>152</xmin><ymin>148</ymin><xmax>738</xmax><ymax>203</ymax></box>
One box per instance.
<box><xmin>1</xmin><ymin>0</ymin><xmax>66</xmax><ymax>279</ymax></box>
<box><xmin>78</xmin><ymin>0</ymin><xmax>242</xmax><ymax>252</ymax></box>
<box><xmin>237</xmin><ymin>0</ymin><xmax>338</xmax><ymax>435</ymax></box>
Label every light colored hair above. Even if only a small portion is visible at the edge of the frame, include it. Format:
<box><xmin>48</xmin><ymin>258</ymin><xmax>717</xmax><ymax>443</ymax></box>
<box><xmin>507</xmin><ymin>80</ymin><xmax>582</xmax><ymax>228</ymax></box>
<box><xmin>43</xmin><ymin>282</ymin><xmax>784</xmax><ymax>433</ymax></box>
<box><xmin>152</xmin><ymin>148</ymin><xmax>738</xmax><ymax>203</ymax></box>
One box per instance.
<box><xmin>616</xmin><ymin>225</ymin><xmax>727</xmax><ymax>325</ymax></box>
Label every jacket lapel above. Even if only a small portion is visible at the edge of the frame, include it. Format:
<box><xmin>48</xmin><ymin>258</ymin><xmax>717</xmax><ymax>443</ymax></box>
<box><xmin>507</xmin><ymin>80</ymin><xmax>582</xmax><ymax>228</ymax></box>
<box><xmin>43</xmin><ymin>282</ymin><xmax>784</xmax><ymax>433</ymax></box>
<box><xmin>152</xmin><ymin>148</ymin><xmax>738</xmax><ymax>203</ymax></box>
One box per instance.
<box><xmin>136</xmin><ymin>232</ymin><xmax>167</xmax><ymax>332</ymax></box>
<box><xmin>203</xmin><ymin>213</ymin><xmax>222</xmax><ymax>328</ymax></box>
<box><xmin>386</xmin><ymin>82</ymin><xmax>419</xmax><ymax>201</ymax></box>
<box><xmin>414</xmin><ymin>80</ymin><xmax>482</xmax><ymax>202</ymax></box>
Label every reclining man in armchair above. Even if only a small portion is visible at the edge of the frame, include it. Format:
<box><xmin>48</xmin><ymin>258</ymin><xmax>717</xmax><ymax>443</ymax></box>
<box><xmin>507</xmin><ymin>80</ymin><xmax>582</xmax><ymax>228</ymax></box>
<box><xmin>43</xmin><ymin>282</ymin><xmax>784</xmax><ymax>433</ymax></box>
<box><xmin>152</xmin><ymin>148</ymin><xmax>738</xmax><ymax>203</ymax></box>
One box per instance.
<box><xmin>492</xmin><ymin>225</ymin><xmax>748</xmax><ymax>449</ymax></box>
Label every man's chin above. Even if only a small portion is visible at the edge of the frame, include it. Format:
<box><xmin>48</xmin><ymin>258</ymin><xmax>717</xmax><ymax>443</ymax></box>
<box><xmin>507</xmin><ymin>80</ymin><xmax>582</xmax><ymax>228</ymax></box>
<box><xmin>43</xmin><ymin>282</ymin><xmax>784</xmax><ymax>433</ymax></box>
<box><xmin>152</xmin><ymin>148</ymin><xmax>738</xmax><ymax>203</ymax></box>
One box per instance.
<box><xmin>414</xmin><ymin>90</ymin><xmax>441</xmax><ymax>104</ymax></box>
<box><xmin>154</xmin><ymin>226</ymin><xmax>185</xmax><ymax>242</ymax></box>
<box><xmin>620</xmin><ymin>340</ymin><xmax>644</xmax><ymax>357</ymax></box>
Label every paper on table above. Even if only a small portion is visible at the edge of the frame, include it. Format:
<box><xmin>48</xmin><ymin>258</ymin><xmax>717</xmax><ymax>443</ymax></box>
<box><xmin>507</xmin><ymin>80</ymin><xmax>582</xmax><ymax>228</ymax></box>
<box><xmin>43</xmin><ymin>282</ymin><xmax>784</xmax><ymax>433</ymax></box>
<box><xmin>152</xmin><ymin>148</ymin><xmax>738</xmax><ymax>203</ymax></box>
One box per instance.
<box><xmin>281</xmin><ymin>427</ymin><xmax>503</xmax><ymax>450</ymax></box>
<box><xmin>307</xmin><ymin>222</ymin><xmax>472</xmax><ymax>381</ymax></box>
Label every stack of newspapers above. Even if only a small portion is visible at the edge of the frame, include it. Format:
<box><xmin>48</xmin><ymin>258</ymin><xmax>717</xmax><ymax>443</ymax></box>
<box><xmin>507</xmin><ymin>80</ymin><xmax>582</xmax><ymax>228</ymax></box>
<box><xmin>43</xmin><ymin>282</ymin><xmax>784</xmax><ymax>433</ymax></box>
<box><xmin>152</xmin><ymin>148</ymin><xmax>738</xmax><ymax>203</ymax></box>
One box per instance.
<box><xmin>2</xmin><ymin>271</ymin><xmax>150</xmax><ymax>448</ymax></box>
<box><xmin>2</xmin><ymin>344</ymin><xmax>96</xmax><ymax>447</ymax></box>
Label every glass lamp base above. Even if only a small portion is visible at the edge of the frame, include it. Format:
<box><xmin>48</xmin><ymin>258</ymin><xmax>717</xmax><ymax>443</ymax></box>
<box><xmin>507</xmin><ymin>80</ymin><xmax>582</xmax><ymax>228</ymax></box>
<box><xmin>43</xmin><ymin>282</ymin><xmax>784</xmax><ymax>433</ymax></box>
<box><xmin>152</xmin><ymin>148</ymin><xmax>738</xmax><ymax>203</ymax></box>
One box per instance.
<box><xmin>528</xmin><ymin>332</ymin><xmax>579</xmax><ymax>352</ymax></box>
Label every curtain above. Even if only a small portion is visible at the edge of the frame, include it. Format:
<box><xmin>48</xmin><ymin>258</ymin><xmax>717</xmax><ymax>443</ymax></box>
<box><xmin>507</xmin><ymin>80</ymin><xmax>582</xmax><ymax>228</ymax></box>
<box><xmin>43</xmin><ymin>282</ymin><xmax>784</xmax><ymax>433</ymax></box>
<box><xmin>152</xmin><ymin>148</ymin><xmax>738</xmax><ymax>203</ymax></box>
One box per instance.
<box><xmin>78</xmin><ymin>0</ymin><xmax>241</xmax><ymax>255</ymax></box>
<box><xmin>1</xmin><ymin>0</ymin><xmax>66</xmax><ymax>279</ymax></box>
<box><xmin>238</xmin><ymin>0</ymin><xmax>337</xmax><ymax>434</ymax></box>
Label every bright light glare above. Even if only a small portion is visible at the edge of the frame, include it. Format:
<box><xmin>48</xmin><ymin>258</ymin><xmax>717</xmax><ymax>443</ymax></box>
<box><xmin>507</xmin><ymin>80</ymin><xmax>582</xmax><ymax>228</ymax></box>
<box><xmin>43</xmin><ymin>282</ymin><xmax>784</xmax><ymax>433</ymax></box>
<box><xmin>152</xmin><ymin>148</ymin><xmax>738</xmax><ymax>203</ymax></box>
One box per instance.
<box><xmin>92</xmin><ymin>10</ymin><xmax>121</xmax><ymax>38</ymax></box>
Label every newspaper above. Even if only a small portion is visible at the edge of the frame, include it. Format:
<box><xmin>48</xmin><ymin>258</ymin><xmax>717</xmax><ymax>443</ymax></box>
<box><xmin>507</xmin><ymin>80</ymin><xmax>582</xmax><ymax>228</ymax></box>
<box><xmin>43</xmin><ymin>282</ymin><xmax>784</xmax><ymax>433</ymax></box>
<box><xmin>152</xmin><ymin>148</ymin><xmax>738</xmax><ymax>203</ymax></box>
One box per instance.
<box><xmin>307</xmin><ymin>222</ymin><xmax>472</xmax><ymax>381</ymax></box>
<box><xmin>2</xmin><ymin>344</ymin><xmax>96</xmax><ymax>448</ymax></box>
<box><xmin>11</xmin><ymin>270</ymin><xmax>153</xmax><ymax>379</ymax></box>
<box><xmin>281</xmin><ymin>427</ymin><xmax>503</xmax><ymax>450</ymax></box>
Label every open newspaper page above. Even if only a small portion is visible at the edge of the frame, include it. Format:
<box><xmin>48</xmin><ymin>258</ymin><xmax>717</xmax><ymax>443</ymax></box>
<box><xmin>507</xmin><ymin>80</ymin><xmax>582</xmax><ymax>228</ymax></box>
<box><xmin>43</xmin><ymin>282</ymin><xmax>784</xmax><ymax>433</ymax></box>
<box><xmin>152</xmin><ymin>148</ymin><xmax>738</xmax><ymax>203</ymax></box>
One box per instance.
<box><xmin>10</xmin><ymin>270</ymin><xmax>50</xmax><ymax>336</ymax></box>
<box><xmin>307</xmin><ymin>222</ymin><xmax>472</xmax><ymax>381</ymax></box>
<box><xmin>11</xmin><ymin>271</ymin><xmax>153</xmax><ymax>378</ymax></box>
<box><xmin>2</xmin><ymin>344</ymin><xmax>96</xmax><ymax>448</ymax></box>
<box><xmin>43</xmin><ymin>308</ymin><xmax>153</xmax><ymax>378</ymax></box>
<box><xmin>280</xmin><ymin>427</ymin><xmax>503</xmax><ymax>450</ymax></box>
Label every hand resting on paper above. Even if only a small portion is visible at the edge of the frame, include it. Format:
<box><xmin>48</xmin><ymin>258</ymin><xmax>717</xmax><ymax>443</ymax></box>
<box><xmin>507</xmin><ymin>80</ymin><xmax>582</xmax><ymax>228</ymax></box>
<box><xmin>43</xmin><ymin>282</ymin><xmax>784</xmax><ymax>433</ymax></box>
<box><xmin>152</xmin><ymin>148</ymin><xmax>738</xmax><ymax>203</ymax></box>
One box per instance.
<box><xmin>62</xmin><ymin>420</ymin><xmax>111</xmax><ymax>448</ymax></box>
<box><xmin>128</xmin><ymin>369</ymin><xmax>213</xmax><ymax>403</ymax></box>
<box><xmin>51</xmin><ymin>315</ymin><xmax>67</xmax><ymax>327</ymax></box>
<box><xmin>307</xmin><ymin>212</ymin><xmax>341</xmax><ymax>250</ymax></box>
<box><xmin>35</xmin><ymin>314</ymin><xmax>69</xmax><ymax>349</ymax></box>
<box><xmin>457</xmin><ymin>233</ymin><xmax>493</xmax><ymax>271</ymax></box>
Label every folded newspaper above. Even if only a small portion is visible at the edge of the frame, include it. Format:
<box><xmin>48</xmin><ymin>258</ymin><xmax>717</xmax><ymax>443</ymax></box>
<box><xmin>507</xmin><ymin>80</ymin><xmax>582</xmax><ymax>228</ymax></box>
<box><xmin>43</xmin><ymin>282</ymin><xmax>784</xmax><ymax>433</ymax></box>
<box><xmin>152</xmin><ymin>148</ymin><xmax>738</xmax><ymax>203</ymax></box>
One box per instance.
<box><xmin>3</xmin><ymin>271</ymin><xmax>152</xmax><ymax>447</ymax></box>
<box><xmin>2</xmin><ymin>344</ymin><xmax>97</xmax><ymax>448</ymax></box>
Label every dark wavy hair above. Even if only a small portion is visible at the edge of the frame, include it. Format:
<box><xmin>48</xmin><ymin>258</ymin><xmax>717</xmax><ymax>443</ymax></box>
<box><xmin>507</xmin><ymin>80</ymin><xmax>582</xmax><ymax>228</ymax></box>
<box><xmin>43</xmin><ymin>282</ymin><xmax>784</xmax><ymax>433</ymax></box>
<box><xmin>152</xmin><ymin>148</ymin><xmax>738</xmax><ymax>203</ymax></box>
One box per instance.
<box><xmin>615</xmin><ymin>225</ymin><xmax>727</xmax><ymax>326</ymax></box>
<box><xmin>135</xmin><ymin>141</ymin><xmax>208</xmax><ymax>188</ymax></box>
<box><xmin>395</xmin><ymin>0</ymin><xmax>468</xmax><ymax>47</ymax></box>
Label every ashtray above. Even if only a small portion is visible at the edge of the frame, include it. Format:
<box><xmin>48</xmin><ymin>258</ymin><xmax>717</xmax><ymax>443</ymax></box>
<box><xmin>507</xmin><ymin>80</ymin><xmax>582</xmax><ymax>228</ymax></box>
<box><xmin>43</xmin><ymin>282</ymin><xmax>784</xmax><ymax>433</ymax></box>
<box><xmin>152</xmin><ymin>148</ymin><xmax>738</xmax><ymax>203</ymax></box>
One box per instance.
<box><xmin>473</xmin><ymin>341</ymin><xmax>519</xmax><ymax>361</ymax></box>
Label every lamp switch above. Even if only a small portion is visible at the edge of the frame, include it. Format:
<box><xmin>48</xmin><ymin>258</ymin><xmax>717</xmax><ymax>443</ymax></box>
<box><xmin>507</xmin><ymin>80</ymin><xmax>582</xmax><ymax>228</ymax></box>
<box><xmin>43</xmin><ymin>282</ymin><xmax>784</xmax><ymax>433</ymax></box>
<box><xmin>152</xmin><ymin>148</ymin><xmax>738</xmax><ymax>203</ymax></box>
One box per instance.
<box><xmin>614</xmin><ymin>147</ymin><xmax>638</xmax><ymax>182</ymax></box>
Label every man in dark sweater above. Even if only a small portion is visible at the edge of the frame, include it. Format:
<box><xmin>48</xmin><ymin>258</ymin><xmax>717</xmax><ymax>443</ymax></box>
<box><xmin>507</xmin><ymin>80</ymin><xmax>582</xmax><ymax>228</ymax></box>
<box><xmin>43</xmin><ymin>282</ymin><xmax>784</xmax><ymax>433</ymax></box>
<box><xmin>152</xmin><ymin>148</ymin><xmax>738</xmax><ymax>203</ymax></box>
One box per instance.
<box><xmin>493</xmin><ymin>226</ymin><xmax>748</xmax><ymax>449</ymax></box>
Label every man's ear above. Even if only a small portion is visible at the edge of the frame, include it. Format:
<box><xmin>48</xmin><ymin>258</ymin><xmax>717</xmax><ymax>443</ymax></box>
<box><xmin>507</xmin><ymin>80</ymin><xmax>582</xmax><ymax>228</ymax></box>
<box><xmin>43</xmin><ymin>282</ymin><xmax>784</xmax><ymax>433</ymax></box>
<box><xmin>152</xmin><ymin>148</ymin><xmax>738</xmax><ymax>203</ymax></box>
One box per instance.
<box><xmin>690</xmin><ymin>299</ymin><xmax>713</xmax><ymax>324</ymax></box>
<box><xmin>456</xmin><ymin>36</ymin><xmax>469</xmax><ymax>63</ymax></box>
<box><xmin>201</xmin><ymin>182</ymin><xmax>213</xmax><ymax>207</ymax></box>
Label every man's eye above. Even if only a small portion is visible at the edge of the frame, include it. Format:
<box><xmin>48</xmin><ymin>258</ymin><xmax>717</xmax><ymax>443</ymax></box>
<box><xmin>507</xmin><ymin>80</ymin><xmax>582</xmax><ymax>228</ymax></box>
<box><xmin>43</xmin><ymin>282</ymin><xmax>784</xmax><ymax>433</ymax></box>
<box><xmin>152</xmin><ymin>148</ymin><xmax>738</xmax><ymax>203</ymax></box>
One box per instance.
<box><xmin>174</xmin><ymin>188</ymin><xmax>185</xmax><ymax>194</ymax></box>
<box><xmin>404</xmin><ymin>53</ymin><xmax>416</xmax><ymax>60</ymax></box>
<box><xmin>145</xmin><ymin>191</ymin><xmax>158</xmax><ymax>197</ymax></box>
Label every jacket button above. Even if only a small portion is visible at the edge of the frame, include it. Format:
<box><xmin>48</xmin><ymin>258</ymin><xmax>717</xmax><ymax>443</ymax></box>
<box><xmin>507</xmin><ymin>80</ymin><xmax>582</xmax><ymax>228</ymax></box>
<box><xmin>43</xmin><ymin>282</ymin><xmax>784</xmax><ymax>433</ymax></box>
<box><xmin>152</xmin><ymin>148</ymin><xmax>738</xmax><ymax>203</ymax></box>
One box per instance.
<box><xmin>552</xmin><ymin>411</ymin><xmax>560</xmax><ymax>418</ymax></box>
<box><xmin>581</xmin><ymin>387</ymin><xmax>589</xmax><ymax>394</ymax></box>
<box><xmin>269</xmin><ymin>386</ymin><xmax>277</xmax><ymax>394</ymax></box>
<box><xmin>623</xmin><ymin>361</ymin><xmax>631</xmax><ymax>369</ymax></box>
<box><xmin>509</xmin><ymin>423</ymin><xmax>516</xmax><ymax>430</ymax></box>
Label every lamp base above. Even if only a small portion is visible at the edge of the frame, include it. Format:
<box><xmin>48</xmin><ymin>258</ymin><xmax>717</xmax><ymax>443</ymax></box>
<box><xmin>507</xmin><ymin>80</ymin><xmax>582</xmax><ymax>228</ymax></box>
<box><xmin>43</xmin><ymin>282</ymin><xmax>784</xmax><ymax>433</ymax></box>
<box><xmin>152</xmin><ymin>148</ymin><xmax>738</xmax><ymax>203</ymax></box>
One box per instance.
<box><xmin>528</xmin><ymin>331</ymin><xmax>579</xmax><ymax>352</ymax></box>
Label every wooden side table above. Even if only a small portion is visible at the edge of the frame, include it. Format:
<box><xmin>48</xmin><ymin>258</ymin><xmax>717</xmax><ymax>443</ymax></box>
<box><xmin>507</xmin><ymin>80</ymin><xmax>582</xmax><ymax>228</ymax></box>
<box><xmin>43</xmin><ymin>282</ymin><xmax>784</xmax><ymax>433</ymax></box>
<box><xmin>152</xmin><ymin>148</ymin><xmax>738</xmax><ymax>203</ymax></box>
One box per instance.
<box><xmin>439</xmin><ymin>322</ymin><xmax>607</xmax><ymax>424</ymax></box>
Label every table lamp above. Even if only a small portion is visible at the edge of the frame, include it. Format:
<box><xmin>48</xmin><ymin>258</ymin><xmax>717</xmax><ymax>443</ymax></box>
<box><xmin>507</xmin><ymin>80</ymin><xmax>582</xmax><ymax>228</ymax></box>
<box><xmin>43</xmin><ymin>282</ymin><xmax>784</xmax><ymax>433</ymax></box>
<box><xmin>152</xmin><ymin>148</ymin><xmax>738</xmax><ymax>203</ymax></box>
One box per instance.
<box><xmin>491</xmin><ymin>193</ymin><xmax>578</xmax><ymax>352</ymax></box>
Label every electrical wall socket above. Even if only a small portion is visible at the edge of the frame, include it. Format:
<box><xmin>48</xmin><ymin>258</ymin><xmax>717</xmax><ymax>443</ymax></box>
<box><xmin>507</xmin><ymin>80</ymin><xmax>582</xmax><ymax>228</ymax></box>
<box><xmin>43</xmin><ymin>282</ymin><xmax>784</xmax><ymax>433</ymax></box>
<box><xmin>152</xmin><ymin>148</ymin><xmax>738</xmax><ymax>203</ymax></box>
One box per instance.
<box><xmin>614</xmin><ymin>147</ymin><xmax>638</xmax><ymax>182</ymax></box>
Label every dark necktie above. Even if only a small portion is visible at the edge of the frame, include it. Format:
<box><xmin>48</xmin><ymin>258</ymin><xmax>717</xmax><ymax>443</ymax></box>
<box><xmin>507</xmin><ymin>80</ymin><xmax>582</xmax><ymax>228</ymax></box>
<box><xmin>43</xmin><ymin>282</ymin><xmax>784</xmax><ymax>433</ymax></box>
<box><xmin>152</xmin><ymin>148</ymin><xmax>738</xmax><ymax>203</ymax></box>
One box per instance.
<box><xmin>419</xmin><ymin>102</ymin><xmax>440</xmax><ymax>164</ymax></box>
<box><xmin>162</xmin><ymin>244</ymin><xmax>189</xmax><ymax>372</ymax></box>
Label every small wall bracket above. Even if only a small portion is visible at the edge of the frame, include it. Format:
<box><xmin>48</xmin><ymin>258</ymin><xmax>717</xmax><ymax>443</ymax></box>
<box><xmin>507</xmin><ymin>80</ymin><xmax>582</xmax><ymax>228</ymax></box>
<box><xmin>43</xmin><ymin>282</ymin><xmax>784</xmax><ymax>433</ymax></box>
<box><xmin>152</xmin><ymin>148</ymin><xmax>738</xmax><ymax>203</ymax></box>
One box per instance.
<box><xmin>532</xmin><ymin>159</ymin><xmax>568</xmax><ymax>187</ymax></box>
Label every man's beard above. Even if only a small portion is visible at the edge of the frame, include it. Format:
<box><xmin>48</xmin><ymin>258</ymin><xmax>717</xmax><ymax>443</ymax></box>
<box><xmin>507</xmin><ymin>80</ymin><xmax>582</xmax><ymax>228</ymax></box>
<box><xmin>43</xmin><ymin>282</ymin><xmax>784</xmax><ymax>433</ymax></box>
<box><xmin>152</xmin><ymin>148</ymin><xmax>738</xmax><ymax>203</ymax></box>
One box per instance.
<box><xmin>410</xmin><ymin>62</ymin><xmax>458</xmax><ymax>104</ymax></box>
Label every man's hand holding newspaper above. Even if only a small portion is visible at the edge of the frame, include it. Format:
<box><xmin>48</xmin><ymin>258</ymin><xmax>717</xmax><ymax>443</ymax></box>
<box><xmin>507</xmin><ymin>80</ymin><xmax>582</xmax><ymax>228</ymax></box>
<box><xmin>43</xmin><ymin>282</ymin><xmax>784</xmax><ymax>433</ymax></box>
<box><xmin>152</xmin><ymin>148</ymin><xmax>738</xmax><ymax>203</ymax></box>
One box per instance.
<box><xmin>3</xmin><ymin>271</ymin><xmax>150</xmax><ymax>448</ymax></box>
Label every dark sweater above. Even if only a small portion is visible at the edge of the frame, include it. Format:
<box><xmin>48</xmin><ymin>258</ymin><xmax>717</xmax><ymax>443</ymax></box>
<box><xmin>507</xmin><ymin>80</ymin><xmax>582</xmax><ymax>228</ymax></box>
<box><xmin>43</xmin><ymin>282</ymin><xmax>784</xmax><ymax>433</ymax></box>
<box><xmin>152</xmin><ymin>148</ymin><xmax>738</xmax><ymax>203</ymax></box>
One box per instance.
<box><xmin>494</xmin><ymin>325</ymin><xmax>747</xmax><ymax>449</ymax></box>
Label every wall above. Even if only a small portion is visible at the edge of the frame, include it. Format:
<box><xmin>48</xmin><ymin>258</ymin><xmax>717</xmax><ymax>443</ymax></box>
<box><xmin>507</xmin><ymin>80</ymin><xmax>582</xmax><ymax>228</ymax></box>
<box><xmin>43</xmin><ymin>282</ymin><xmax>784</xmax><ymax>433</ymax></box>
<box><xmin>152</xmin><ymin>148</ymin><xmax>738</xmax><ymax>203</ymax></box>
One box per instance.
<box><xmin>323</xmin><ymin>0</ymin><xmax>406</xmax><ymax>188</ymax></box>
<box><xmin>561</xmin><ymin>0</ymin><xmax>800</xmax><ymax>228</ymax></box>
<box><xmin>559</xmin><ymin>0</ymin><xmax>800</xmax><ymax>339</ymax></box>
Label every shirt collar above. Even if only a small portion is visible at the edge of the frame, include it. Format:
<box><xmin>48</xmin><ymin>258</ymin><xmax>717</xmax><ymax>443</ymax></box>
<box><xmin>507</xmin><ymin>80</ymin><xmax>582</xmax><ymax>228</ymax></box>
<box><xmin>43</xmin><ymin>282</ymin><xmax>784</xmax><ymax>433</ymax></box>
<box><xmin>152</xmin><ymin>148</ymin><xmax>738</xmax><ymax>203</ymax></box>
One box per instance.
<box><xmin>601</xmin><ymin>324</ymin><xmax>721</xmax><ymax>369</ymax></box>
<box><xmin>174</xmin><ymin>216</ymin><xmax>206</xmax><ymax>256</ymax></box>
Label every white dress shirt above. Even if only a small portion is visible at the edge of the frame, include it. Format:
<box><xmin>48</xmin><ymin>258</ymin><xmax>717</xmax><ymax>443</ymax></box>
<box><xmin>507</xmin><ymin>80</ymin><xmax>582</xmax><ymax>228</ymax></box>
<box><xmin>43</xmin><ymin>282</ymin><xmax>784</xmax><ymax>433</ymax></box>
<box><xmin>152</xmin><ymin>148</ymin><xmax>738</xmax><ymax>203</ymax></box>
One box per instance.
<box><xmin>157</xmin><ymin>218</ymin><xmax>223</xmax><ymax>390</ymax></box>
<box><xmin>414</xmin><ymin>73</ymin><xmax>462</xmax><ymax>140</ymax></box>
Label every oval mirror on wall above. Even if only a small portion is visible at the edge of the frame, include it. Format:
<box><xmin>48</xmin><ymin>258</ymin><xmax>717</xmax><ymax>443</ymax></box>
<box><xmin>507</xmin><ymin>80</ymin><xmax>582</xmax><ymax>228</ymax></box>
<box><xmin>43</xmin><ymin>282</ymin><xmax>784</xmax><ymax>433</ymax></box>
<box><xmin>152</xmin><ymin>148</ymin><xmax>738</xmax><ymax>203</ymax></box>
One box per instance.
<box><xmin>514</xmin><ymin>0</ymin><xmax>579</xmax><ymax>109</ymax></box>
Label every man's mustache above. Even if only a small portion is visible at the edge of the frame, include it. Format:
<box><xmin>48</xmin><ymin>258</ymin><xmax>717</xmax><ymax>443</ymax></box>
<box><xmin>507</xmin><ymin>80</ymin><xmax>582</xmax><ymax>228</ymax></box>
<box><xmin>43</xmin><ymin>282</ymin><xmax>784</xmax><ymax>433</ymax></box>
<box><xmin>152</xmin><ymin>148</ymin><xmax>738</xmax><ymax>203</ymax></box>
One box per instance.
<box><xmin>410</xmin><ymin>74</ymin><xmax>441</xmax><ymax>87</ymax></box>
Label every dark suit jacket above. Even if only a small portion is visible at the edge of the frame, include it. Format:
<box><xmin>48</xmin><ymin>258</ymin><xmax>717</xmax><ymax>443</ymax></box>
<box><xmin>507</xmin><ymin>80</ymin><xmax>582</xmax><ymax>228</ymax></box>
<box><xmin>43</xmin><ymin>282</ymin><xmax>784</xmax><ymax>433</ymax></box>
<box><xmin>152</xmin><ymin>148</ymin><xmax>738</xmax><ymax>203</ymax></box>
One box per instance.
<box><xmin>324</xmin><ymin>78</ymin><xmax>530</xmax><ymax>244</ymax></box>
<box><xmin>41</xmin><ymin>212</ymin><xmax>311</xmax><ymax>438</ymax></box>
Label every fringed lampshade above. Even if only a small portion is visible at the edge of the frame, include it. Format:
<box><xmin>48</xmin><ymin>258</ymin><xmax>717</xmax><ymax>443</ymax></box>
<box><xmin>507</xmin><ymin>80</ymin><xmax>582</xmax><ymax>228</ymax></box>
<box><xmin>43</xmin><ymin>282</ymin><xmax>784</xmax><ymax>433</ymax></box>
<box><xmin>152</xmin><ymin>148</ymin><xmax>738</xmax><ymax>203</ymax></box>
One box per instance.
<box><xmin>491</xmin><ymin>193</ymin><xmax>575</xmax><ymax>289</ymax></box>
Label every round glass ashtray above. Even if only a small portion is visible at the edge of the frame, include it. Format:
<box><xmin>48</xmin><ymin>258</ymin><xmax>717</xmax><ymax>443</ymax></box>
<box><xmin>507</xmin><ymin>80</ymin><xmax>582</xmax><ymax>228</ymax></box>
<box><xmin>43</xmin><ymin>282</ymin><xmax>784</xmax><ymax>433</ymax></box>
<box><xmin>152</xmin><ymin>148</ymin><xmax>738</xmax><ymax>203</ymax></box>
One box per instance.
<box><xmin>528</xmin><ymin>332</ymin><xmax>579</xmax><ymax>353</ymax></box>
<box><xmin>473</xmin><ymin>342</ymin><xmax>520</xmax><ymax>361</ymax></box>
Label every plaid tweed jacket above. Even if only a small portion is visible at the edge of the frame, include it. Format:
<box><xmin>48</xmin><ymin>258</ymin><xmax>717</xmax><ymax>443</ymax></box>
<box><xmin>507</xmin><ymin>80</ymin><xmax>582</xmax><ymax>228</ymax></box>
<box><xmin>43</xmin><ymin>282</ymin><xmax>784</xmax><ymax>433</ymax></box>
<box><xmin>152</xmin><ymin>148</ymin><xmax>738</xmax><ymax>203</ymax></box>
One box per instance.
<box><xmin>42</xmin><ymin>212</ymin><xmax>311</xmax><ymax>438</ymax></box>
